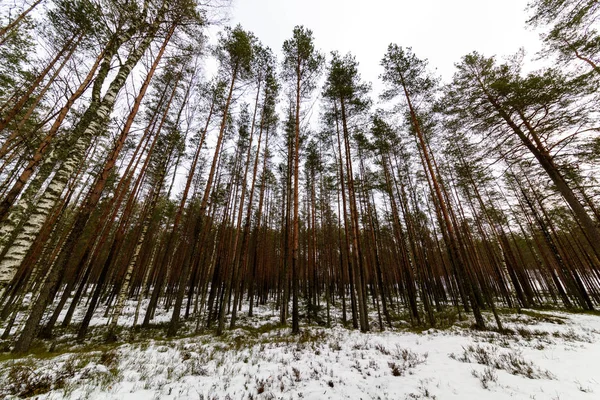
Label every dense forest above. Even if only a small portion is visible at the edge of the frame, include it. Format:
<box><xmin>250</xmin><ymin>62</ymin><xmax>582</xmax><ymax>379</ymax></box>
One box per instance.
<box><xmin>0</xmin><ymin>0</ymin><xmax>599</xmax><ymax>356</ymax></box>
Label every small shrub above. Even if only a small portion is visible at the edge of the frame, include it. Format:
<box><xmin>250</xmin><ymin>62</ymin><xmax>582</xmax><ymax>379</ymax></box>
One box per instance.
<box><xmin>292</xmin><ymin>366</ymin><xmax>301</xmax><ymax>382</ymax></box>
<box><xmin>2</xmin><ymin>363</ymin><xmax>52</xmax><ymax>398</ymax></box>
<box><xmin>99</xmin><ymin>349</ymin><xmax>120</xmax><ymax>370</ymax></box>
<box><xmin>375</xmin><ymin>343</ymin><xmax>390</xmax><ymax>355</ymax></box>
<box><xmin>575</xmin><ymin>380</ymin><xmax>593</xmax><ymax>393</ymax></box>
<box><xmin>472</xmin><ymin>367</ymin><xmax>498</xmax><ymax>389</ymax></box>
<box><xmin>388</xmin><ymin>362</ymin><xmax>402</xmax><ymax>376</ymax></box>
<box><xmin>185</xmin><ymin>357</ymin><xmax>209</xmax><ymax>376</ymax></box>
<box><xmin>454</xmin><ymin>343</ymin><xmax>554</xmax><ymax>380</ymax></box>
<box><xmin>388</xmin><ymin>347</ymin><xmax>427</xmax><ymax>376</ymax></box>
<box><xmin>328</xmin><ymin>340</ymin><xmax>342</xmax><ymax>351</ymax></box>
<box><xmin>256</xmin><ymin>378</ymin><xmax>266</xmax><ymax>394</ymax></box>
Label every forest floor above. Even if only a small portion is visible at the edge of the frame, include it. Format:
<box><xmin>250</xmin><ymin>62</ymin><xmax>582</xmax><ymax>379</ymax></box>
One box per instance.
<box><xmin>1</xmin><ymin>299</ymin><xmax>600</xmax><ymax>399</ymax></box>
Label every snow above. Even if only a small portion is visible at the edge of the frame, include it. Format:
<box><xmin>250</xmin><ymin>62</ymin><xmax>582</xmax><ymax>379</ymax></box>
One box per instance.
<box><xmin>2</xmin><ymin>302</ymin><xmax>600</xmax><ymax>399</ymax></box>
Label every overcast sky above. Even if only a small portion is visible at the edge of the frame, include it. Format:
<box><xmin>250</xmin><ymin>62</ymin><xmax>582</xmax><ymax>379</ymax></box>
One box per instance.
<box><xmin>226</xmin><ymin>0</ymin><xmax>543</xmax><ymax>93</ymax></box>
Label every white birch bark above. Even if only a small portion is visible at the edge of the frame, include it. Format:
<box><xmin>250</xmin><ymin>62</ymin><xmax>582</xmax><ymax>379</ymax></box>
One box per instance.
<box><xmin>107</xmin><ymin>222</ymin><xmax>149</xmax><ymax>331</ymax></box>
<box><xmin>0</xmin><ymin>148</ymin><xmax>58</xmax><ymax>253</ymax></box>
<box><xmin>0</xmin><ymin>24</ymin><xmax>159</xmax><ymax>288</ymax></box>
<box><xmin>133</xmin><ymin>240</ymin><xmax>160</xmax><ymax>327</ymax></box>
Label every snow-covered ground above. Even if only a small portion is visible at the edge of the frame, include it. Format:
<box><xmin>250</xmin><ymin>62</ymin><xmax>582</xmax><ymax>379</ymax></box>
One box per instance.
<box><xmin>2</xmin><ymin>301</ymin><xmax>600</xmax><ymax>399</ymax></box>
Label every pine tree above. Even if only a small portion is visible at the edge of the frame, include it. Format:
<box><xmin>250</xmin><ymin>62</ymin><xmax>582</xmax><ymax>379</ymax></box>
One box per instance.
<box><xmin>323</xmin><ymin>51</ymin><xmax>371</xmax><ymax>332</ymax></box>
<box><xmin>442</xmin><ymin>52</ymin><xmax>600</xmax><ymax>256</ymax></box>
<box><xmin>381</xmin><ymin>45</ymin><xmax>487</xmax><ymax>329</ymax></box>
<box><xmin>281</xmin><ymin>26</ymin><xmax>324</xmax><ymax>334</ymax></box>
<box><xmin>528</xmin><ymin>0</ymin><xmax>600</xmax><ymax>73</ymax></box>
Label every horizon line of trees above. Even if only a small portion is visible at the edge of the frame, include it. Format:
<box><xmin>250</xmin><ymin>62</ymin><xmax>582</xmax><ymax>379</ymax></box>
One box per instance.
<box><xmin>0</xmin><ymin>0</ymin><xmax>599</xmax><ymax>354</ymax></box>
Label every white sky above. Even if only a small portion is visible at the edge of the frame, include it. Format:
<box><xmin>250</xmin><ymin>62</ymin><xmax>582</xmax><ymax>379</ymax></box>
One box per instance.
<box><xmin>227</xmin><ymin>0</ymin><xmax>543</xmax><ymax>93</ymax></box>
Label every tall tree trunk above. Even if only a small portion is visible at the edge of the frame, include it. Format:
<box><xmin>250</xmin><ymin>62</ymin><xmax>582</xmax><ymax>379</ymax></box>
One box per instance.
<box><xmin>291</xmin><ymin>57</ymin><xmax>302</xmax><ymax>335</ymax></box>
<box><xmin>400</xmin><ymin>75</ymin><xmax>485</xmax><ymax>329</ymax></box>
<box><xmin>0</xmin><ymin>40</ymin><xmax>111</xmax><ymax>220</ymax></box>
<box><xmin>0</xmin><ymin>33</ymin><xmax>79</xmax><ymax>133</ymax></box>
<box><xmin>0</xmin><ymin>0</ymin><xmax>43</xmax><ymax>43</ymax></box>
<box><xmin>11</xmin><ymin>16</ymin><xmax>166</xmax><ymax>353</ymax></box>
<box><xmin>480</xmin><ymin>82</ymin><xmax>600</xmax><ymax>249</ymax></box>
